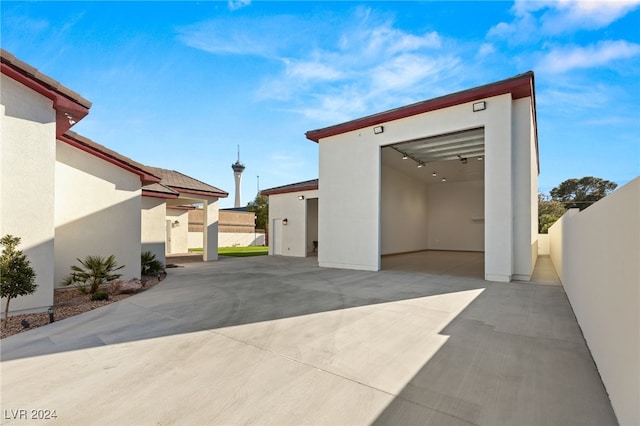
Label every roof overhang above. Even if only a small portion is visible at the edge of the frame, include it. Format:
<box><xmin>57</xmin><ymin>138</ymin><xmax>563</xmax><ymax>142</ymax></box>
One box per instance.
<box><xmin>59</xmin><ymin>132</ymin><xmax>161</xmax><ymax>185</ymax></box>
<box><xmin>1</xmin><ymin>50</ymin><xmax>92</xmax><ymax>137</ymax></box>
<box><xmin>261</xmin><ymin>180</ymin><xmax>319</xmax><ymax>196</ymax></box>
<box><xmin>171</xmin><ymin>187</ymin><xmax>229</xmax><ymax>199</ymax></box>
<box><xmin>305</xmin><ymin>71</ymin><xmax>538</xmax><ymax>173</ymax></box>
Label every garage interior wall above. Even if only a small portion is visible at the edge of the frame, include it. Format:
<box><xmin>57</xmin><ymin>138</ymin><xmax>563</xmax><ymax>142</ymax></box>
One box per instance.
<box><xmin>427</xmin><ymin>180</ymin><xmax>484</xmax><ymax>251</ymax></box>
<box><xmin>381</xmin><ymin>160</ymin><xmax>484</xmax><ymax>255</ymax></box>
<box><xmin>380</xmin><ymin>165</ymin><xmax>429</xmax><ymax>255</ymax></box>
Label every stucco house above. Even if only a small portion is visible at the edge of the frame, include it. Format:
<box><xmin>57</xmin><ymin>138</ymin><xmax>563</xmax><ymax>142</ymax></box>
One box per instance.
<box><xmin>142</xmin><ymin>167</ymin><xmax>228</xmax><ymax>262</ymax></box>
<box><xmin>1</xmin><ymin>49</ymin><xmax>165</xmax><ymax>314</ymax></box>
<box><xmin>265</xmin><ymin>72</ymin><xmax>539</xmax><ymax>282</ymax></box>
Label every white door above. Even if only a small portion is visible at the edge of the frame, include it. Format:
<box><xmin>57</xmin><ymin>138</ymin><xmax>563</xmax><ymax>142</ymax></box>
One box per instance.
<box><xmin>273</xmin><ymin>219</ymin><xmax>284</xmax><ymax>255</ymax></box>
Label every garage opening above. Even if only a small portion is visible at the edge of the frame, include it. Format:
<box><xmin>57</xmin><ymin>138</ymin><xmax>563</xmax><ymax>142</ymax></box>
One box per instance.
<box><xmin>380</xmin><ymin>127</ymin><xmax>485</xmax><ymax>278</ymax></box>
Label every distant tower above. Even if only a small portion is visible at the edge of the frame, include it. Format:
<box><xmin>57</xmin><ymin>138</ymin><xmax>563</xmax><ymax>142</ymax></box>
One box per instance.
<box><xmin>232</xmin><ymin>145</ymin><xmax>245</xmax><ymax>208</ymax></box>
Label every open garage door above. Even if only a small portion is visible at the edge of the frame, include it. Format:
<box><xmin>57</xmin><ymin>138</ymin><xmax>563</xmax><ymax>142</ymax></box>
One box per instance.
<box><xmin>380</xmin><ymin>127</ymin><xmax>485</xmax><ymax>278</ymax></box>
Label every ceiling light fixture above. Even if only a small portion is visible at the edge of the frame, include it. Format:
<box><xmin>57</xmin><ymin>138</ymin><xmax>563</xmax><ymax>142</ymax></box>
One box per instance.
<box><xmin>402</xmin><ymin>154</ymin><xmax>408</xmax><ymax>160</ymax></box>
<box><xmin>442</xmin><ymin>177</ymin><xmax>447</xmax><ymax>182</ymax></box>
<box><xmin>417</xmin><ymin>163</ymin><xmax>424</xmax><ymax>168</ymax></box>
<box><xmin>477</xmin><ymin>156</ymin><xmax>483</xmax><ymax>161</ymax></box>
<box><xmin>432</xmin><ymin>172</ymin><xmax>437</xmax><ymax>177</ymax></box>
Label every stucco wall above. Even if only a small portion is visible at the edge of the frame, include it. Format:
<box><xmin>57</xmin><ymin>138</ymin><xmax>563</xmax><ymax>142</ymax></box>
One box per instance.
<box><xmin>549</xmin><ymin>178</ymin><xmax>639</xmax><ymax>425</ymax></box>
<box><xmin>1</xmin><ymin>75</ymin><xmax>57</xmax><ymax>314</ymax></box>
<box><xmin>268</xmin><ymin>189</ymin><xmax>319</xmax><ymax>257</ymax></box>
<box><xmin>318</xmin><ymin>93</ymin><xmax>525</xmax><ymax>280</ymax></box>
<box><xmin>55</xmin><ymin>141</ymin><xmax>142</xmax><ymax>286</ymax></box>
<box><xmin>166</xmin><ymin>208</ymin><xmax>189</xmax><ymax>254</ymax></box>
<box><xmin>141</xmin><ymin>196</ymin><xmax>166</xmax><ymax>265</ymax></box>
<box><xmin>511</xmin><ymin>97</ymin><xmax>538</xmax><ymax>280</ymax></box>
<box><xmin>381</xmin><ymin>164</ymin><xmax>429</xmax><ymax>255</ymax></box>
<box><xmin>427</xmin><ymin>180</ymin><xmax>484</xmax><ymax>251</ymax></box>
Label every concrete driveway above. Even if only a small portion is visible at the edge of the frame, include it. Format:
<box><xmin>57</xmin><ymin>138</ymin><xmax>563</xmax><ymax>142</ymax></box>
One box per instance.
<box><xmin>1</xmin><ymin>256</ymin><xmax>616</xmax><ymax>425</ymax></box>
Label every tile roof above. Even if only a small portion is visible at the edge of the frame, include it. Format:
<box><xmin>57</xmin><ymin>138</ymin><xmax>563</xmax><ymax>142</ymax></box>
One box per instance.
<box><xmin>61</xmin><ymin>131</ymin><xmax>161</xmax><ymax>184</ymax></box>
<box><xmin>146</xmin><ymin>167</ymin><xmax>228</xmax><ymax>198</ymax></box>
<box><xmin>1</xmin><ymin>49</ymin><xmax>92</xmax><ymax>109</ymax></box>
<box><xmin>141</xmin><ymin>183</ymin><xmax>179</xmax><ymax>197</ymax></box>
<box><xmin>261</xmin><ymin>179</ymin><xmax>319</xmax><ymax>196</ymax></box>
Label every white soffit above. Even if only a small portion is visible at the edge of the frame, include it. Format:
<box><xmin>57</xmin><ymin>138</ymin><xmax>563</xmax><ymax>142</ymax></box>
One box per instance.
<box><xmin>393</xmin><ymin>127</ymin><xmax>484</xmax><ymax>163</ymax></box>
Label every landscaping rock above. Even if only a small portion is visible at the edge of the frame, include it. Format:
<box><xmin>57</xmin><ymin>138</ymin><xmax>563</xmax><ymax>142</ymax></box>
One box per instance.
<box><xmin>118</xmin><ymin>278</ymin><xmax>143</xmax><ymax>294</ymax></box>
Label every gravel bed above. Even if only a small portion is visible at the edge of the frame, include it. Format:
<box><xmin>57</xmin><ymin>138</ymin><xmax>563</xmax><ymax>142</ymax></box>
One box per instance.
<box><xmin>1</xmin><ymin>275</ymin><xmax>165</xmax><ymax>339</ymax></box>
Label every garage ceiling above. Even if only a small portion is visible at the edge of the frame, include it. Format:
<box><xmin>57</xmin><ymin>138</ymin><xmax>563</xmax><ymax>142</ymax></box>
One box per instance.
<box><xmin>382</xmin><ymin>127</ymin><xmax>485</xmax><ymax>184</ymax></box>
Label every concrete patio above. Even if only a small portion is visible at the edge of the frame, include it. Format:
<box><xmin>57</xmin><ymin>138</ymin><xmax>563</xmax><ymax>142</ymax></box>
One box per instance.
<box><xmin>0</xmin><ymin>255</ymin><xmax>616</xmax><ymax>425</ymax></box>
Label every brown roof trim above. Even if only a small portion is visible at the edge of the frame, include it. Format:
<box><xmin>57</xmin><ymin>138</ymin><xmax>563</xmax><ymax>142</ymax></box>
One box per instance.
<box><xmin>262</xmin><ymin>179</ymin><xmax>319</xmax><ymax>196</ymax></box>
<box><xmin>305</xmin><ymin>72</ymin><xmax>535</xmax><ymax>143</ymax></box>
<box><xmin>1</xmin><ymin>49</ymin><xmax>92</xmax><ymax>137</ymax></box>
<box><xmin>60</xmin><ymin>131</ymin><xmax>161</xmax><ymax>185</ymax></box>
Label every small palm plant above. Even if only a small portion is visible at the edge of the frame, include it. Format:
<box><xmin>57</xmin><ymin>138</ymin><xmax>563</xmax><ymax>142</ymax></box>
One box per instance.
<box><xmin>141</xmin><ymin>251</ymin><xmax>164</xmax><ymax>276</ymax></box>
<box><xmin>63</xmin><ymin>255</ymin><xmax>124</xmax><ymax>294</ymax></box>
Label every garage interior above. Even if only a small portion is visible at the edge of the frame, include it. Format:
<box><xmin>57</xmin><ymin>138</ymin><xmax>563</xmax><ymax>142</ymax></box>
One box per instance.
<box><xmin>380</xmin><ymin>127</ymin><xmax>485</xmax><ymax>278</ymax></box>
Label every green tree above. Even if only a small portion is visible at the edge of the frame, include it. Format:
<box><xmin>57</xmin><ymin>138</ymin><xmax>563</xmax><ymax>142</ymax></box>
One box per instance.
<box><xmin>62</xmin><ymin>255</ymin><xmax>124</xmax><ymax>294</ymax></box>
<box><xmin>538</xmin><ymin>193</ymin><xmax>566</xmax><ymax>234</ymax></box>
<box><xmin>550</xmin><ymin>176</ymin><xmax>617</xmax><ymax>210</ymax></box>
<box><xmin>247</xmin><ymin>194</ymin><xmax>269</xmax><ymax>231</ymax></box>
<box><xmin>1</xmin><ymin>235</ymin><xmax>37</xmax><ymax>328</ymax></box>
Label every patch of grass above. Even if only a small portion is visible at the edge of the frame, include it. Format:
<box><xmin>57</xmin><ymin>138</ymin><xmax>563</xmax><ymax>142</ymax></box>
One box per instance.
<box><xmin>218</xmin><ymin>246</ymin><xmax>269</xmax><ymax>257</ymax></box>
<box><xmin>188</xmin><ymin>248</ymin><xmax>203</xmax><ymax>253</ymax></box>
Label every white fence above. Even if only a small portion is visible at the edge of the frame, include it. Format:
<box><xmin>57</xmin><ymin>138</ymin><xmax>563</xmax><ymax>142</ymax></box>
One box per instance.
<box><xmin>548</xmin><ymin>177</ymin><xmax>639</xmax><ymax>425</ymax></box>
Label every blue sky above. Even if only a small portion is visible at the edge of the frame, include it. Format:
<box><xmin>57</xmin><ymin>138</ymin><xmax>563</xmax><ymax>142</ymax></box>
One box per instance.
<box><xmin>2</xmin><ymin>1</ymin><xmax>639</xmax><ymax>208</ymax></box>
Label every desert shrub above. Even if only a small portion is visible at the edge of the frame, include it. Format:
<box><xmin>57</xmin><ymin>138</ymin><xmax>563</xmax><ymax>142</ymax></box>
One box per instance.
<box><xmin>91</xmin><ymin>290</ymin><xmax>109</xmax><ymax>301</ymax></box>
<box><xmin>141</xmin><ymin>251</ymin><xmax>164</xmax><ymax>276</ymax></box>
<box><xmin>62</xmin><ymin>255</ymin><xmax>124</xmax><ymax>294</ymax></box>
<box><xmin>1</xmin><ymin>235</ymin><xmax>37</xmax><ymax>328</ymax></box>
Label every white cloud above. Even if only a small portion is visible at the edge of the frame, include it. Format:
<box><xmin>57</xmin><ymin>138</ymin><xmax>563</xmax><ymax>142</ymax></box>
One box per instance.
<box><xmin>228</xmin><ymin>0</ymin><xmax>251</xmax><ymax>11</ymax></box>
<box><xmin>489</xmin><ymin>0</ymin><xmax>640</xmax><ymax>40</ymax></box>
<box><xmin>538</xmin><ymin>40</ymin><xmax>640</xmax><ymax>73</ymax></box>
<box><xmin>284</xmin><ymin>59</ymin><xmax>344</xmax><ymax>82</ymax></box>
<box><xmin>477</xmin><ymin>43</ymin><xmax>496</xmax><ymax>57</ymax></box>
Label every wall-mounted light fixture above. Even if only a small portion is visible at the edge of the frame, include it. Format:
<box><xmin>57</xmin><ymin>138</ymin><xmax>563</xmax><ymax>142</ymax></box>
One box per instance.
<box><xmin>172</xmin><ymin>220</ymin><xmax>180</xmax><ymax>227</ymax></box>
<box><xmin>64</xmin><ymin>112</ymin><xmax>76</xmax><ymax>125</ymax></box>
<box><xmin>282</xmin><ymin>218</ymin><xmax>288</xmax><ymax>225</ymax></box>
<box><xmin>402</xmin><ymin>154</ymin><xmax>408</xmax><ymax>160</ymax></box>
<box><xmin>442</xmin><ymin>177</ymin><xmax>447</xmax><ymax>182</ymax></box>
<box><xmin>373</xmin><ymin>126</ymin><xmax>384</xmax><ymax>134</ymax></box>
<box><xmin>477</xmin><ymin>156</ymin><xmax>483</xmax><ymax>161</ymax></box>
<box><xmin>298</xmin><ymin>195</ymin><xmax>305</xmax><ymax>200</ymax></box>
<box><xmin>458</xmin><ymin>155</ymin><xmax>468</xmax><ymax>164</ymax></box>
<box><xmin>473</xmin><ymin>101</ymin><xmax>486</xmax><ymax>112</ymax></box>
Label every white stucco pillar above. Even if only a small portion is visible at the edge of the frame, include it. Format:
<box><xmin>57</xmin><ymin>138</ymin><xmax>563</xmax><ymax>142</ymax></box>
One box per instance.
<box><xmin>202</xmin><ymin>197</ymin><xmax>219</xmax><ymax>261</ymax></box>
<box><xmin>484</xmin><ymin>95</ymin><xmax>513</xmax><ymax>282</ymax></box>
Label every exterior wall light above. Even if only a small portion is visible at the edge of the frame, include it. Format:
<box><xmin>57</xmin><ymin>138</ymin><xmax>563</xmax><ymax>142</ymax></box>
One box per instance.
<box><xmin>473</xmin><ymin>101</ymin><xmax>486</xmax><ymax>112</ymax></box>
<box><xmin>172</xmin><ymin>220</ymin><xmax>180</xmax><ymax>227</ymax></box>
<box><xmin>298</xmin><ymin>195</ymin><xmax>305</xmax><ymax>200</ymax></box>
<box><xmin>373</xmin><ymin>126</ymin><xmax>384</xmax><ymax>134</ymax></box>
<box><xmin>442</xmin><ymin>177</ymin><xmax>447</xmax><ymax>182</ymax></box>
<box><xmin>282</xmin><ymin>218</ymin><xmax>288</xmax><ymax>225</ymax></box>
<box><xmin>402</xmin><ymin>154</ymin><xmax>408</xmax><ymax>160</ymax></box>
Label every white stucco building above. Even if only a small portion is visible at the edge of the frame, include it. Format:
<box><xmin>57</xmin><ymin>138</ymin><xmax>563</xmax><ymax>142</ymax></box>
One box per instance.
<box><xmin>1</xmin><ymin>49</ymin><xmax>227</xmax><ymax>316</ymax></box>
<box><xmin>266</xmin><ymin>72</ymin><xmax>539</xmax><ymax>282</ymax></box>
<box><xmin>142</xmin><ymin>167</ymin><xmax>228</xmax><ymax>262</ymax></box>
<box><xmin>1</xmin><ymin>49</ymin><xmax>165</xmax><ymax>314</ymax></box>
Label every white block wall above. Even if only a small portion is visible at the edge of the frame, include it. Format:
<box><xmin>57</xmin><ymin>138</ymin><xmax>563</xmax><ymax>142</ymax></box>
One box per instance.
<box><xmin>549</xmin><ymin>178</ymin><xmax>640</xmax><ymax>425</ymax></box>
<box><xmin>141</xmin><ymin>196</ymin><xmax>167</xmax><ymax>265</ymax></box>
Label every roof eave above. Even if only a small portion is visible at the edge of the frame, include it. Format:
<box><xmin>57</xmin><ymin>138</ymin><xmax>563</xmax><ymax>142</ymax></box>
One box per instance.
<box><xmin>305</xmin><ymin>72</ymin><xmax>535</xmax><ymax>143</ymax></box>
